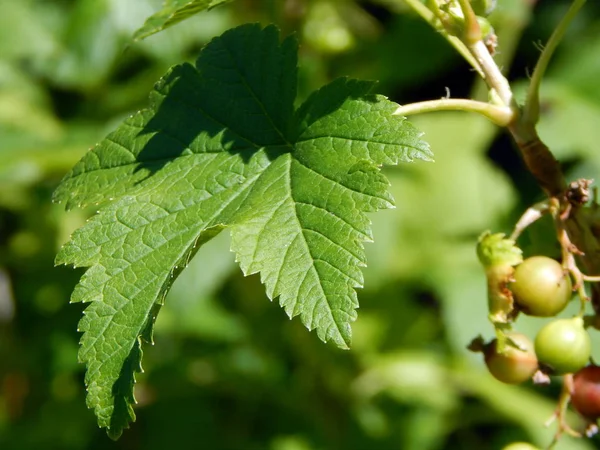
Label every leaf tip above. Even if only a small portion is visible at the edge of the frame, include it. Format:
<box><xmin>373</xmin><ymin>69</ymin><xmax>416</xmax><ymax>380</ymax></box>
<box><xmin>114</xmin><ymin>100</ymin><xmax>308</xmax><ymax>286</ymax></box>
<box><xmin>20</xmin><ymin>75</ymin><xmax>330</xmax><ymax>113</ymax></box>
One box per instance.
<box><xmin>107</xmin><ymin>427</ymin><xmax>124</xmax><ymax>441</ymax></box>
<box><xmin>337</xmin><ymin>335</ymin><xmax>351</xmax><ymax>350</ymax></box>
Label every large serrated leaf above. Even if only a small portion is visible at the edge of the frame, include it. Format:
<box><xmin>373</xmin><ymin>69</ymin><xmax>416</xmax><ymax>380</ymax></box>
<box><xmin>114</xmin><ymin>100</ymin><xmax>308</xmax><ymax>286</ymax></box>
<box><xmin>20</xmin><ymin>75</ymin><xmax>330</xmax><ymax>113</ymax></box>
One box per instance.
<box><xmin>54</xmin><ymin>23</ymin><xmax>432</xmax><ymax>438</ymax></box>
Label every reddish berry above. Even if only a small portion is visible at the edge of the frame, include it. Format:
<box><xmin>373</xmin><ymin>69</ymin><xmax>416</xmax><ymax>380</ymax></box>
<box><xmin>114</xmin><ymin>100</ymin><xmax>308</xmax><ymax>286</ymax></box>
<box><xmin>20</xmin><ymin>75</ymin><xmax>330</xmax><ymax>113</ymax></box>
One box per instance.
<box><xmin>572</xmin><ymin>365</ymin><xmax>600</xmax><ymax>419</ymax></box>
<box><xmin>484</xmin><ymin>333</ymin><xmax>538</xmax><ymax>384</ymax></box>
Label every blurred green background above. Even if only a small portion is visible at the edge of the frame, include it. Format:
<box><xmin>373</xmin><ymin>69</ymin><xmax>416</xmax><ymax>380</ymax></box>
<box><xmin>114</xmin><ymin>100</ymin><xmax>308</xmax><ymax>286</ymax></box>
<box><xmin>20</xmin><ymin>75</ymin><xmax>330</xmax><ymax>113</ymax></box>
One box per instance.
<box><xmin>2</xmin><ymin>0</ymin><xmax>600</xmax><ymax>449</ymax></box>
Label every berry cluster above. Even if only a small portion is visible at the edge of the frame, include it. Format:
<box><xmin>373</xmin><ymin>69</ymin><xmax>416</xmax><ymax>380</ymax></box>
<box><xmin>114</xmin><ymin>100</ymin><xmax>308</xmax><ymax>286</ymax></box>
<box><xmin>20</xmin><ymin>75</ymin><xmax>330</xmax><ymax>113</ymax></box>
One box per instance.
<box><xmin>474</xmin><ymin>231</ymin><xmax>600</xmax><ymax>445</ymax></box>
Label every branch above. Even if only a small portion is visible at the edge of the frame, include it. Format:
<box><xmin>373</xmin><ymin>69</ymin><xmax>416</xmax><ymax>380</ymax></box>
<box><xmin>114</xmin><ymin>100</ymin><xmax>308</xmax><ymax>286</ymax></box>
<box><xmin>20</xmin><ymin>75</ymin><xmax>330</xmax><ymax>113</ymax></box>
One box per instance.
<box><xmin>456</xmin><ymin>0</ymin><xmax>513</xmax><ymax>106</ymax></box>
<box><xmin>523</xmin><ymin>0</ymin><xmax>588</xmax><ymax>125</ymax></box>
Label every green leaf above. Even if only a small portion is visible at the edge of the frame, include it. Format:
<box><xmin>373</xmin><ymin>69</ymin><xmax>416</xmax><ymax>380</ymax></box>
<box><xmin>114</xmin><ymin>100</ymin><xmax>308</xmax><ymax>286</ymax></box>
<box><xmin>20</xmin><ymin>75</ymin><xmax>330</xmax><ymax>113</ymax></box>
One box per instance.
<box><xmin>54</xmin><ymin>23</ymin><xmax>432</xmax><ymax>438</ymax></box>
<box><xmin>132</xmin><ymin>0</ymin><xmax>233</xmax><ymax>41</ymax></box>
<box><xmin>476</xmin><ymin>231</ymin><xmax>522</xmax><ymax>268</ymax></box>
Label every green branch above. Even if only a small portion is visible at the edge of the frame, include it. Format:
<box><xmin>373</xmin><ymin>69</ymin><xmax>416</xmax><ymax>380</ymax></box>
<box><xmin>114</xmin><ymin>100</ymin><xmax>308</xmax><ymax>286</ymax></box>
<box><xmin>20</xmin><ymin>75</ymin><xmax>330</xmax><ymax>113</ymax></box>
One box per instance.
<box><xmin>523</xmin><ymin>0</ymin><xmax>588</xmax><ymax>125</ymax></box>
<box><xmin>455</xmin><ymin>0</ymin><xmax>513</xmax><ymax>107</ymax></box>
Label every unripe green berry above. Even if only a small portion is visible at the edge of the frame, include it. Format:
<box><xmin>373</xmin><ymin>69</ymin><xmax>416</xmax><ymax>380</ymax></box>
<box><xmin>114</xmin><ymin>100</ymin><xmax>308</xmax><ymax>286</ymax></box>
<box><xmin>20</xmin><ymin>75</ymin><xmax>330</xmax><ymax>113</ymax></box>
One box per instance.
<box><xmin>476</xmin><ymin>16</ymin><xmax>494</xmax><ymax>40</ymax></box>
<box><xmin>471</xmin><ymin>0</ymin><xmax>497</xmax><ymax>16</ymax></box>
<box><xmin>535</xmin><ymin>317</ymin><xmax>590</xmax><ymax>374</ymax></box>
<box><xmin>501</xmin><ymin>443</ymin><xmax>540</xmax><ymax>450</ymax></box>
<box><xmin>510</xmin><ymin>256</ymin><xmax>572</xmax><ymax>317</ymax></box>
<box><xmin>445</xmin><ymin>14</ymin><xmax>494</xmax><ymax>42</ymax></box>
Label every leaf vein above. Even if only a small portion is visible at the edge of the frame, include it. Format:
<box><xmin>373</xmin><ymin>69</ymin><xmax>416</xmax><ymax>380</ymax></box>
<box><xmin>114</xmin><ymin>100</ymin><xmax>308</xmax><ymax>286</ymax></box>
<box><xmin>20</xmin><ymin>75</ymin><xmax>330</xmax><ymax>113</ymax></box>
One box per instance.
<box><xmin>295</xmin><ymin>201</ymin><xmax>368</xmax><ymax>240</ymax></box>
<box><xmin>273</xmin><ymin>232</ymin><xmax>301</xmax><ymax>297</ymax></box>
<box><xmin>301</xmin><ymin>227</ymin><xmax>363</xmax><ymax>268</ymax></box>
<box><xmin>159</xmin><ymin>88</ymin><xmax>265</xmax><ymax>150</ymax></box>
<box><xmin>293</xmin><ymin>158</ymin><xmax>389</xmax><ymax>203</ymax></box>
<box><xmin>313</xmin><ymin>257</ymin><xmax>360</xmax><ymax>286</ymax></box>
<box><xmin>217</xmin><ymin>36</ymin><xmax>291</xmax><ymax>147</ymax></box>
<box><xmin>285</xmin><ymin>158</ymin><xmax>346</xmax><ymax>339</ymax></box>
<box><xmin>295</xmin><ymin>135</ymin><xmax>425</xmax><ymax>160</ymax></box>
<box><xmin>250</xmin><ymin>192</ymin><xmax>289</xmax><ymax>268</ymax></box>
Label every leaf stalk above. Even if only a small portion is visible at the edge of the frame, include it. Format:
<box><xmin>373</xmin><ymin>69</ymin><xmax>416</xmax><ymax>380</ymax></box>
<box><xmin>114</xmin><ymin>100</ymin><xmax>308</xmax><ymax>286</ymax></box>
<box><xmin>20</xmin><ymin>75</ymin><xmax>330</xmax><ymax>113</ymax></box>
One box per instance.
<box><xmin>393</xmin><ymin>98</ymin><xmax>513</xmax><ymax>125</ymax></box>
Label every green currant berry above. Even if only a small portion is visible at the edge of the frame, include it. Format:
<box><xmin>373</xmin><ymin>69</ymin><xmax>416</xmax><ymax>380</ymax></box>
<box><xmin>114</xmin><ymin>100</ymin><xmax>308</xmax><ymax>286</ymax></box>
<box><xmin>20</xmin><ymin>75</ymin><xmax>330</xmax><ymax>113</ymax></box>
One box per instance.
<box><xmin>471</xmin><ymin>0</ymin><xmax>497</xmax><ymax>16</ymax></box>
<box><xmin>484</xmin><ymin>333</ymin><xmax>538</xmax><ymax>384</ymax></box>
<box><xmin>534</xmin><ymin>317</ymin><xmax>590</xmax><ymax>374</ymax></box>
<box><xmin>476</xmin><ymin>16</ymin><xmax>494</xmax><ymax>40</ymax></box>
<box><xmin>501</xmin><ymin>443</ymin><xmax>540</xmax><ymax>450</ymax></box>
<box><xmin>510</xmin><ymin>256</ymin><xmax>572</xmax><ymax>317</ymax></box>
<box><xmin>572</xmin><ymin>365</ymin><xmax>600</xmax><ymax>419</ymax></box>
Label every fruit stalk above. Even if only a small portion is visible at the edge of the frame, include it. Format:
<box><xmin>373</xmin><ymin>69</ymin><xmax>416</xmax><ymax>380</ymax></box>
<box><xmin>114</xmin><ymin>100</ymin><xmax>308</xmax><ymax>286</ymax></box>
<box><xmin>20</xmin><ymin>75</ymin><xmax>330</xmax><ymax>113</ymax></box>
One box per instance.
<box><xmin>565</xmin><ymin>213</ymin><xmax>600</xmax><ymax>315</ymax></box>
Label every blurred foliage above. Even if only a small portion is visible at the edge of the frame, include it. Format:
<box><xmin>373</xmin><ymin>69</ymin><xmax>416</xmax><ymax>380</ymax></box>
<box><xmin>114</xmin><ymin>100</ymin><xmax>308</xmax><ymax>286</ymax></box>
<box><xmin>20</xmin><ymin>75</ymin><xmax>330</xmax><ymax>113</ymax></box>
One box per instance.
<box><xmin>1</xmin><ymin>0</ymin><xmax>600</xmax><ymax>449</ymax></box>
